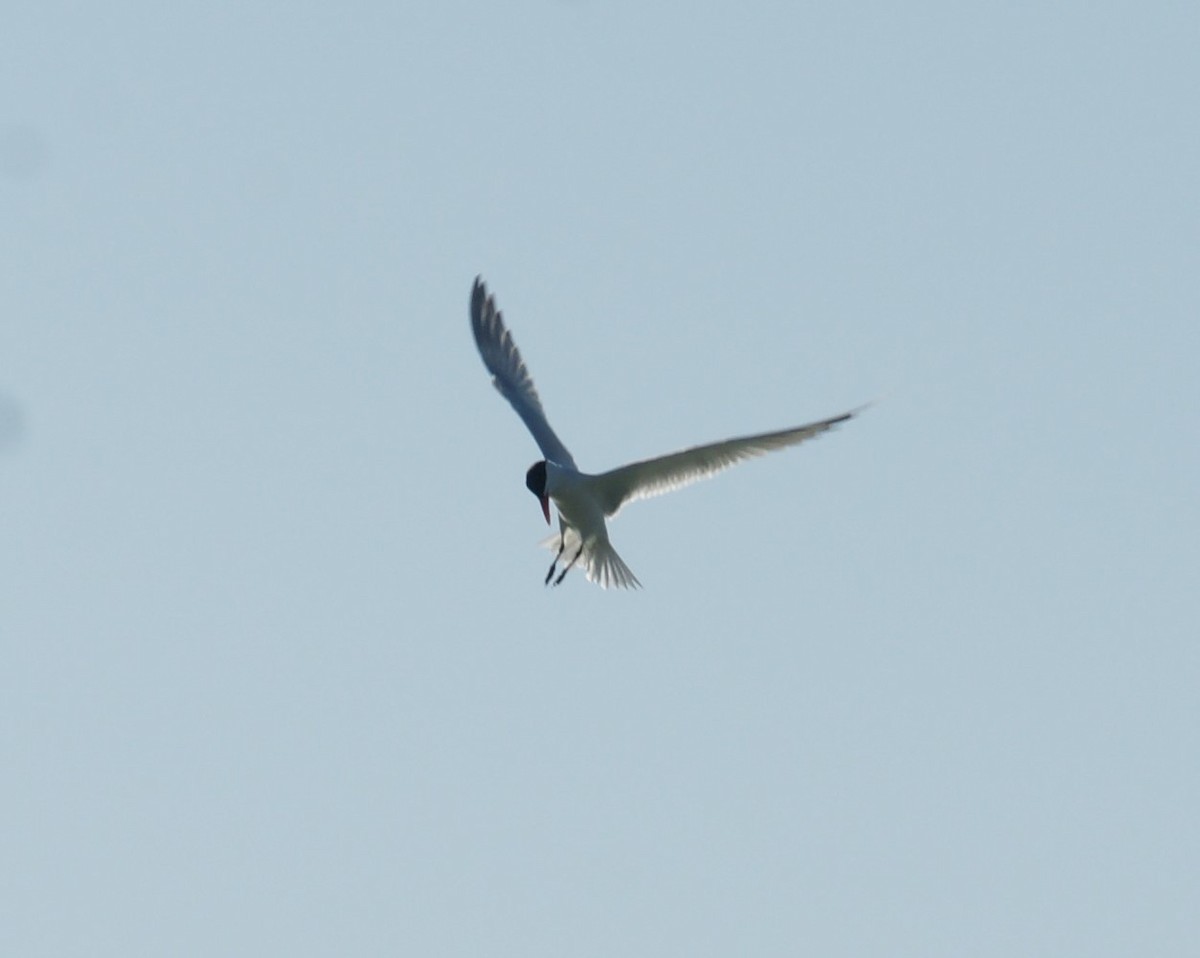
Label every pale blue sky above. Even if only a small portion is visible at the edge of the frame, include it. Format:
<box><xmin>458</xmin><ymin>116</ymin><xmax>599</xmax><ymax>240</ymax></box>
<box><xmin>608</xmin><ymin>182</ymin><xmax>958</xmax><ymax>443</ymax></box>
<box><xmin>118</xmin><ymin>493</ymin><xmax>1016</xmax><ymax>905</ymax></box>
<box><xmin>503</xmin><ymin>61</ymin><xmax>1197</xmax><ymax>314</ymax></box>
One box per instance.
<box><xmin>3</xmin><ymin>2</ymin><xmax>1198</xmax><ymax>955</ymax></box>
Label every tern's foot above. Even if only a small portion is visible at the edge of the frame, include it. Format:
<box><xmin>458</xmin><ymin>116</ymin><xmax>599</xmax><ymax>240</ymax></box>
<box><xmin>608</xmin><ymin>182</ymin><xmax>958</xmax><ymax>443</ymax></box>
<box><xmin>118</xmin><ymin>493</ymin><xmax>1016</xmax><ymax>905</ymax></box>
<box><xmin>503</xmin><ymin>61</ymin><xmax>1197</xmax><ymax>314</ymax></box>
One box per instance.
<box><xmin>552</xmin><ymin>545</ymin><xmax>584</xmax><ymax>587</ymax></box>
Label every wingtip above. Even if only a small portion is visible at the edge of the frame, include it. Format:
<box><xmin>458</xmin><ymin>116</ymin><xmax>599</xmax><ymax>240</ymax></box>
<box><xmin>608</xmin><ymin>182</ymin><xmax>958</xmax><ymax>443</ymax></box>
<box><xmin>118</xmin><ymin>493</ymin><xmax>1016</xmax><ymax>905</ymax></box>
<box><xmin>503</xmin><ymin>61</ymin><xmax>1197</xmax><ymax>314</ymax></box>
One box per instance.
<box><xmin>831</xmin><ymin>401</ymin><xmax>875</xmax><ymax>425</ymax></box>
<box><xmin>470</xmin><ymin>276</ymin><xmax>495</xmax><ymax>329</ymax></box>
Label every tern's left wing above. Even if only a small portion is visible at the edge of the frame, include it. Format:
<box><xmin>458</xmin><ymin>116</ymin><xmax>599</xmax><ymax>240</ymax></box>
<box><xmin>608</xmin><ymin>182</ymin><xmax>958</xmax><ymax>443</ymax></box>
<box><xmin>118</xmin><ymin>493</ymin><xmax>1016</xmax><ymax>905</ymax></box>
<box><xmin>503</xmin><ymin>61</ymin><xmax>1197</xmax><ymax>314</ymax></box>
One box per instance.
<box><xmin>470</xmin><ymin>277</ymin><xmax>577</xmax><ymax>469</ymax></box>
<box><xmin>593</xmin><ymin>407</ymin><xmax>864</xmax><ymax>517</ymax></box>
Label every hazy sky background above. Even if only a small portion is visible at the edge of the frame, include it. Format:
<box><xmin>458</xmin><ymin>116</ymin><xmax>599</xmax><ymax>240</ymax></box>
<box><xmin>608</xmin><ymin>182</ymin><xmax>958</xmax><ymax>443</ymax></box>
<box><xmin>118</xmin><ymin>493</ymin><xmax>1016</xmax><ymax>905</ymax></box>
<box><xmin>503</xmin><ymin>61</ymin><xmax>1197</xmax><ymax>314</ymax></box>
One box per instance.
<box><xmin>3</xmin><ymin>2</ymin><xmax>1197</xmax><ymax>955</ymax></box>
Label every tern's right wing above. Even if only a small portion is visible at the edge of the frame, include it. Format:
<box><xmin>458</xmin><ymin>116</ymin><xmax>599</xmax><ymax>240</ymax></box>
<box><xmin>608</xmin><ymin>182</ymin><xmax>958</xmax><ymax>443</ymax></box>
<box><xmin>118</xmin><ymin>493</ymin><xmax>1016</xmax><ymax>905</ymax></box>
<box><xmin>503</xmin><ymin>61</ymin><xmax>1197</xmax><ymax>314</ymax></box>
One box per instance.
<box><xmin>592</xmin><ymin>407</ymin><xmax>865</xmax><ymax>517</ymax></box>
<box><xmin>470</xmin><ymin>277</ymin><xmax>577</xmax><ymax>469</ymax></box>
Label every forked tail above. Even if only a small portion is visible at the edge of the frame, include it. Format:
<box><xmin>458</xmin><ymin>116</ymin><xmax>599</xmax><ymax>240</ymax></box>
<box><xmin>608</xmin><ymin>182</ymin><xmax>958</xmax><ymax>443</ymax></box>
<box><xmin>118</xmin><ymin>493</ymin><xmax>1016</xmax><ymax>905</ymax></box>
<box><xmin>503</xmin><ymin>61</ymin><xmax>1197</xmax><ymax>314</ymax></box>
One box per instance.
<box><xmin>583</xmin><ymin>536</ymin><xmax>641</xmax><ymax>590</ymax></box>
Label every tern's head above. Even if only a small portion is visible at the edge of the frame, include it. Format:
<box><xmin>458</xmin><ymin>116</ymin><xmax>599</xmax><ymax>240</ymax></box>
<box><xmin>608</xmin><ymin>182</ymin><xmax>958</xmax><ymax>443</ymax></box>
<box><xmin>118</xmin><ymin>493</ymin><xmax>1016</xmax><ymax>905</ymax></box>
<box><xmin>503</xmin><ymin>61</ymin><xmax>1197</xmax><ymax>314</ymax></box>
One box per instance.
<box><xmin>525</xmin><ymin>460</ymin><xmax>550</xmax><ymax>524</ymax></box>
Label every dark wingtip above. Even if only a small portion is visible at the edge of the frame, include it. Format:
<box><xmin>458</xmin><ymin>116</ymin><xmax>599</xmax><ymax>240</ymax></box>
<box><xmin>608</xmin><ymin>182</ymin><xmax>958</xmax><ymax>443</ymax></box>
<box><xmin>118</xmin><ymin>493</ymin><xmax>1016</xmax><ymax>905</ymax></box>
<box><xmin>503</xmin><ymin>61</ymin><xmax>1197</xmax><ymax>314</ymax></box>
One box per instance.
<box><xmin>830</xmin><ymin>401</ymin><xmax>875</xmax><ymax>428</ymax></box>
<box><xmin>470</xmin><ymin>277</ymin><xmax>495</xmax><ymax>337</ymax></box>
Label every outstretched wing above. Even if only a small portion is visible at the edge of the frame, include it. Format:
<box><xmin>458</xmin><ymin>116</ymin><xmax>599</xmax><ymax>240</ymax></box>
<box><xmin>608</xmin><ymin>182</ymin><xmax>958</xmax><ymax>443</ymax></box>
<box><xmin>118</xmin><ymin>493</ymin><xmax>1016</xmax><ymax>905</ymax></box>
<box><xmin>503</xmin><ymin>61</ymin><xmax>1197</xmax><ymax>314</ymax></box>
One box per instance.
<box><xmin>592</xmin><ymin>407</ymin><xmax>865</xmax><ymax>517</ymax></box>
<box><xmin>470</xmin><ymin>277</ymin><xmax>576</xmax><ymax>469</ymax></box>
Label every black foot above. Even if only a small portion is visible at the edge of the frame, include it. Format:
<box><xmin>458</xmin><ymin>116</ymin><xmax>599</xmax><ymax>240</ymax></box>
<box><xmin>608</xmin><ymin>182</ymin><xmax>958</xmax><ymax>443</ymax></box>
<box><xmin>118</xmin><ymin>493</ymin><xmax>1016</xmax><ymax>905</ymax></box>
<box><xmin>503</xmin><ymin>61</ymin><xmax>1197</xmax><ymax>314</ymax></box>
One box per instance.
<box><xmin>545</xmin><ymin>538</ymin><xmax>566</xmax><ymax>586</ymax></box>
<box><xmin>552</xmin><ymin>545</ymin><xmax>584</xmax><ymax>587</ymax></box>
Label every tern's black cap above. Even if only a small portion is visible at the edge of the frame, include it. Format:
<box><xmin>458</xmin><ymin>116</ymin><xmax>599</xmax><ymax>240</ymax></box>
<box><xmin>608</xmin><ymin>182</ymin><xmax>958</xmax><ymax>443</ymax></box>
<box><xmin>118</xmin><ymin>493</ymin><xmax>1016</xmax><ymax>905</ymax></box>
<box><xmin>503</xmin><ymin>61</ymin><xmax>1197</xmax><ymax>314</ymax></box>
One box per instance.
<box><xmin>525</xmin><ymin>460</ymin><xmax>547</xmax><ymax>497</ymax></box>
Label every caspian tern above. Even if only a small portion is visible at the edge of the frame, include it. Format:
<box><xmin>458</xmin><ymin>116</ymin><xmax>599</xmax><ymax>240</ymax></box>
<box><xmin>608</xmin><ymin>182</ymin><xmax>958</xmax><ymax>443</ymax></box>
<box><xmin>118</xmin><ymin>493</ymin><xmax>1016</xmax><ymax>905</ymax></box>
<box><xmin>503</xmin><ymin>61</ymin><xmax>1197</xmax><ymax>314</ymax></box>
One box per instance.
<box><xmin>470</xmin><ymin>276</ymin><xmax>864</xmax><ymax>589</ymax></box>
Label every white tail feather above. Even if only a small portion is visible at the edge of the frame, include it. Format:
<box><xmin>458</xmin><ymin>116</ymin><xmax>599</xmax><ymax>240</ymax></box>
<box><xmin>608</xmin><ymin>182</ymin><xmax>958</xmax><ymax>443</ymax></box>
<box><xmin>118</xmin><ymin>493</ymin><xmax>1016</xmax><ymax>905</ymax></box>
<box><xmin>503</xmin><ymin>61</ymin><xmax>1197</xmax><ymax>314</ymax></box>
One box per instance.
<box><xmin>584</xmin><ymin>537</ymin><xmax>641</xmax><ymax>590</ymax></box>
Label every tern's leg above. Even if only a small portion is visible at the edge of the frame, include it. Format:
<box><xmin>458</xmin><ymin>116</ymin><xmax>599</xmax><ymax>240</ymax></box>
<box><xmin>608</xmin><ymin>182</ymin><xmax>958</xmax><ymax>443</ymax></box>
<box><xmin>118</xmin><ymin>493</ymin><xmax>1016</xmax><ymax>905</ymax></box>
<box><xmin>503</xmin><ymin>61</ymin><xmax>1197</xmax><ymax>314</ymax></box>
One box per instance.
<box><xmin>553</xmin><ymin>543</ymin><xmax>585</xmax><ymax>587</ymax></box>
<box><xmin>544</xmin><ymin>537</ymin><xmax>566</xmax><ymax>586</ymax></box>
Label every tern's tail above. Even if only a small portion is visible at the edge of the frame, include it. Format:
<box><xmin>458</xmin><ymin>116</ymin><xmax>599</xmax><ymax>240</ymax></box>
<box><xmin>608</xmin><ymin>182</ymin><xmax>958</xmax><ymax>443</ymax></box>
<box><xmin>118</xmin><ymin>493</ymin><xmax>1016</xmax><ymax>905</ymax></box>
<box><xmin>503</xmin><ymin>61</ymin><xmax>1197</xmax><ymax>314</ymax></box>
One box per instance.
<box><xmin>584</xmin><ymin>536</ymin><xmax>641</xmax><ymax>590</ymax></box>
<box><xmin>540</xmin><ymin>529</ymin><xmax>642</xmax><ymax>590</ymax></box>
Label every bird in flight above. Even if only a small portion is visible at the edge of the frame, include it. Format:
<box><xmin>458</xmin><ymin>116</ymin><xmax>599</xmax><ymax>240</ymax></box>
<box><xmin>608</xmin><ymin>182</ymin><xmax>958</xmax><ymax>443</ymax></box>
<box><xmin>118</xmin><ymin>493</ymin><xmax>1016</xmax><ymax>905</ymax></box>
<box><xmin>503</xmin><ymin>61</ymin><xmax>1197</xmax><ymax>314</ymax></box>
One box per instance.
<box><xmin>470</xmin><ymin>276</ymin><xmax>864</xmax><ymax>589</ymax></box>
